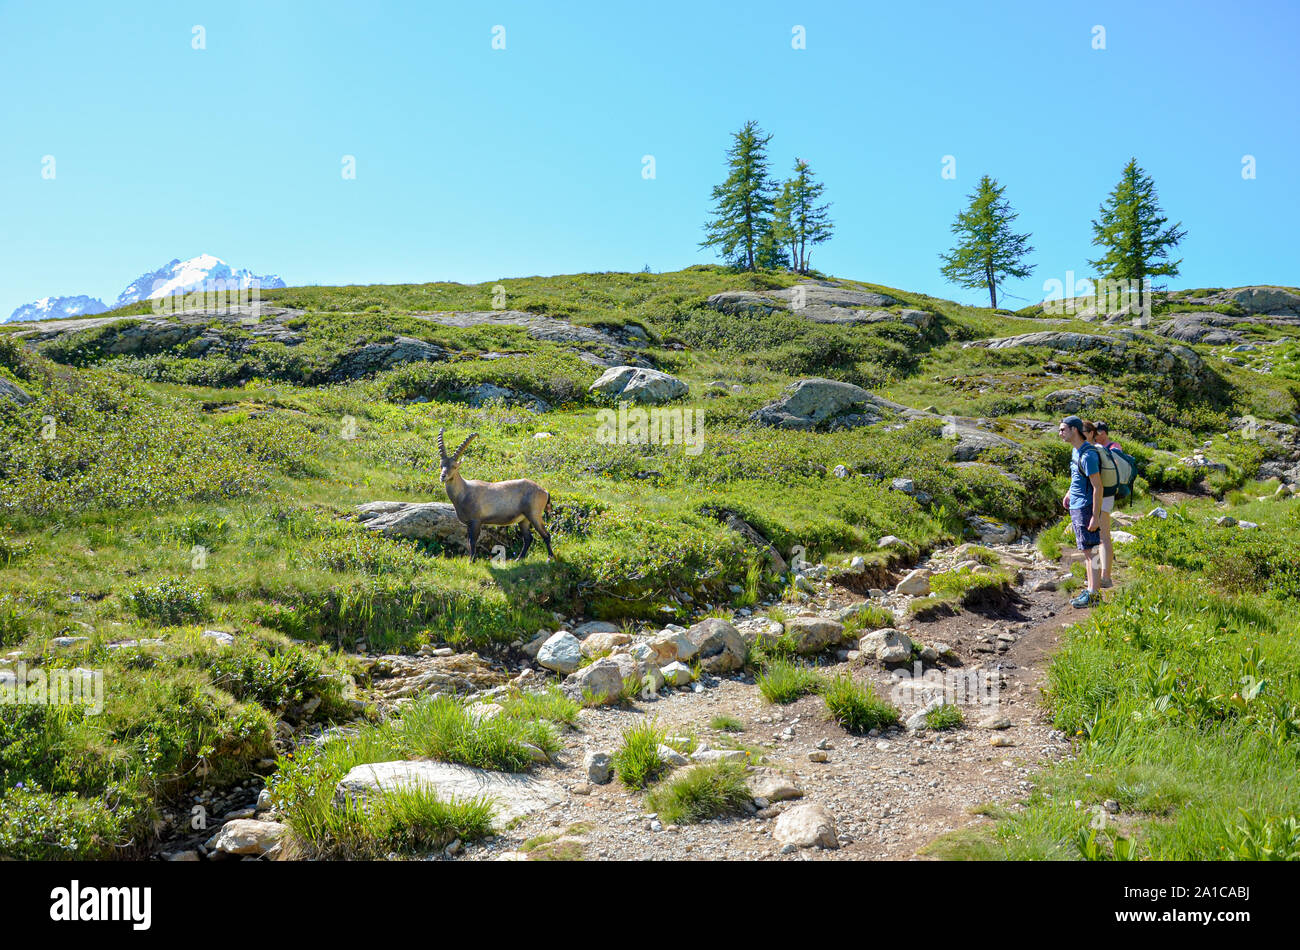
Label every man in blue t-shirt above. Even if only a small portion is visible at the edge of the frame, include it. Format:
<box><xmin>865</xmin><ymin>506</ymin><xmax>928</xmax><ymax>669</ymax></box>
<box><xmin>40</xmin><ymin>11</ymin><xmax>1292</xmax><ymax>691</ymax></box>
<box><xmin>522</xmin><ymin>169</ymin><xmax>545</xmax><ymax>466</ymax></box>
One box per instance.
<box><xmin>1058</xmin><ymin>415</ymin><xmax>1104</xmax><ymax>607</ymax></box>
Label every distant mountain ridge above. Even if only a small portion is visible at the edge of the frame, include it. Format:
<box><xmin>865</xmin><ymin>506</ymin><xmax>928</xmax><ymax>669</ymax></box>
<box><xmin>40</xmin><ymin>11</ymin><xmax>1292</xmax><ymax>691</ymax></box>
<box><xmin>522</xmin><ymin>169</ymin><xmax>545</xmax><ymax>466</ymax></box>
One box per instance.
<box><xmin>4</xmin><ymin>255</ymin><xmax>286</xmax><ymax>323</ymax></box>
<box><xmin>6</xmin><ymin>295</ymin><xmax>109</xmax><ymax>323</ymax></box>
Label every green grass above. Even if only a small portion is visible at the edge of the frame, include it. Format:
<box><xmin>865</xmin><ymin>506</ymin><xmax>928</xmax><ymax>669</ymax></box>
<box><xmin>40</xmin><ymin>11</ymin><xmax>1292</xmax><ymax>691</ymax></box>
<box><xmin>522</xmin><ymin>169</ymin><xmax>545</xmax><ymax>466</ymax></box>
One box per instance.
<box><xmin>710</xmin><ymin>714</ymin><xmax>746</xmax><ymax>732</ymax></box>
<box><xmin>821</xmin><ymin>674</ymin><xmax>900</xmax><ymax>732</ymax></box>
<box><xmin>645</xmin><ymin>762</ymin><xmax>753</xmax><ymax>825</ymax></box>
<box><xmin>267</xmin><ymin>693</ymin><xmax>562</xmax><ymax>857</ymax></box>
<box><xmin>756</xmin><ymin>659</ymin><xmax>823</xmax><ymax>704</ymax></box>
<box><xmin>292</xmin><ymin>785</ymin><xmax>495</xmax><ymax>860</ymax></box>
<box><xmin>612</xmin><ymin>719</ymin><xmax>669</xmax><ymax>789</ymax></box>
<box><xmin>925</xmin><ymin>703</ymin><xmax>965</xmax><ymax>730</ymax></box>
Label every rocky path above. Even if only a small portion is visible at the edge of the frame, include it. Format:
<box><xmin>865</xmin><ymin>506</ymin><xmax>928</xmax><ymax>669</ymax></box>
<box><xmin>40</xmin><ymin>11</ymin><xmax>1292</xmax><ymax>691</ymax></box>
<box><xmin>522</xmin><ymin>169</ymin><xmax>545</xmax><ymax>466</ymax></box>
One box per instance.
<box><xmin>453</xmin><ymin>540</ymin><xmax>1086</xmax><ymax>862</ymax></box>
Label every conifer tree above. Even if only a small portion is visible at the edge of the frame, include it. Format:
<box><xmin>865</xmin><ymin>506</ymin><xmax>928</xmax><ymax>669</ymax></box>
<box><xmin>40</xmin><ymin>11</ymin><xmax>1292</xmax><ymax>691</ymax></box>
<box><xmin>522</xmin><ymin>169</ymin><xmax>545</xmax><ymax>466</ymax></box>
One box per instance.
<box><xmin>938</xmin><ymin>175</ymin><xmax>1034</xmax><ymax>309</ymax></box>
<box><xmin>1089</xmin><ymin>158</ymin><xmax>1186</xmax><ymax>311</ymax></box>
<box><xmin>700</xmin><ymin>121</ymin><xmax>777</xmax><ymax>271</ymax></box>
<box><xmin>773</xmin><ymin>159</ymin><xmax>833</xmax><ymax>274</ymax></box>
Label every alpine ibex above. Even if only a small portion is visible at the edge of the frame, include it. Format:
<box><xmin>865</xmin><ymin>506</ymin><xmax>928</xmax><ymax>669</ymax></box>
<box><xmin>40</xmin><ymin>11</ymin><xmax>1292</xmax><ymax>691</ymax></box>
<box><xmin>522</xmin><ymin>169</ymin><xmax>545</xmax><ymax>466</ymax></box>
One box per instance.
<box><xmin>437</xmin><ymin>429</ymin><xmax>555</xmax><ymax>561</ymax></box>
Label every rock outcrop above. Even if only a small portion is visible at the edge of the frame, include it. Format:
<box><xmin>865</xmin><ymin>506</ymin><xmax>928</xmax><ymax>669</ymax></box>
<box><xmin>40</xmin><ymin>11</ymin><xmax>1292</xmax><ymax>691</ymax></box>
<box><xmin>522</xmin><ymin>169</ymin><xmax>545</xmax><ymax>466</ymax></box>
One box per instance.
<box><xmin>355</xmin><ymin>501</ymin><xmax>508</xmax><ymax>552</ymax></box>
<box><xmin>333</xmin><ymin>761</ymin><xmax>566</xmax><ymax>829</ymax></box>
<box><xmin>589</xmin><ymin>365</ymin><xmax>688</xmax><ymax>404</ymax></box>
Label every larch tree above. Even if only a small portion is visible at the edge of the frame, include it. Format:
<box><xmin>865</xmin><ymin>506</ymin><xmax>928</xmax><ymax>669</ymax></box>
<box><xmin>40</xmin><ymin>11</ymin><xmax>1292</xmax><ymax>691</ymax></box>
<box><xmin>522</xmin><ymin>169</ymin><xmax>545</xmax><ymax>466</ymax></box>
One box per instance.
<box><xmin>700</xmin><ymin>121</ymin><xmax>777</xmax><ymax>271</ymax></box>
<box><xmin>1089</xmin><ymin>158</ymin><xmax>1186</xmax><ymax>313</ymax></box>
<box><xmin>773</xmin><ymin>158</ymin><xmax>833</xmax><ymax>274</ymax></box>
<box><xmin>938</xmin><ymin>174</ymin><xmax>1035</xmax><ymax>309</ymax></box>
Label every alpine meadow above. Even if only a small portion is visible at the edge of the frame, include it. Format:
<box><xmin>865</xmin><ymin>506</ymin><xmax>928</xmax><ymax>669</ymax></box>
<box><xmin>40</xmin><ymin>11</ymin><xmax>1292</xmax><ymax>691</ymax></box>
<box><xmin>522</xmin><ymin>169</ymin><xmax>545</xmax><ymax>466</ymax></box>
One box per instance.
<box><xmin>1</xmin><ymin>2</ymin><xmax>1298</xmax><ymax>909</ymax></box>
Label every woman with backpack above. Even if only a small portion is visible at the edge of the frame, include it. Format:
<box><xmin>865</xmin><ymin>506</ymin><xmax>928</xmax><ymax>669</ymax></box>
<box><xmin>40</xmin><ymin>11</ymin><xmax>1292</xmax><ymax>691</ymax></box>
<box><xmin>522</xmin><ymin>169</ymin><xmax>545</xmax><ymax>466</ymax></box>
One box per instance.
<box><xmin>1084</xmin><ymin>421</ymin><xmax>1117</xmax><ymax>589</ymax></box>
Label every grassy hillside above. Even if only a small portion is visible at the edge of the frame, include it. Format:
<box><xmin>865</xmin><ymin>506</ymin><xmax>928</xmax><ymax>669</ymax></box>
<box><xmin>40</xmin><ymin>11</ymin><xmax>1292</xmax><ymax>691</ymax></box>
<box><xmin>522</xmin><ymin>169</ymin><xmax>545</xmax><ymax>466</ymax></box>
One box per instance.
<box><xmin>2</xmin><ymin>266</ymin><xmax>1298</xmax><ymax>858</ymax></box>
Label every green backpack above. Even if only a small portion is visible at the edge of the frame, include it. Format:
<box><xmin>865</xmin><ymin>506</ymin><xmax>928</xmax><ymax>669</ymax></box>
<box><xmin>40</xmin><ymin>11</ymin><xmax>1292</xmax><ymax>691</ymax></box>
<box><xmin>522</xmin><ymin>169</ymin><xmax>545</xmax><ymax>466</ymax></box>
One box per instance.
<box><xmin>1078</xmin><ymin>444</ymin><xmax>1138</xmax><ymax>500</ymax></box>
<box><xmin>1078</xmin><ymin>444</ymin><xmax>1118</xmax><ymax>497</ymax></box>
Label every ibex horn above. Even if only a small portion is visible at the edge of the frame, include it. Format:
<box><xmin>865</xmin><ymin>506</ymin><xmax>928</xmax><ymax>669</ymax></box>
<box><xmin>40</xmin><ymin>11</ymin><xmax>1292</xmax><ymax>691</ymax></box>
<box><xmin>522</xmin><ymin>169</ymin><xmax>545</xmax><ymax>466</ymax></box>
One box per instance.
<box><xmin>437</xmin><ymin>428</ymin><xmax>448</xmax><ymax>463</ymax></box>
<box><xmin>452</xmin><ymin>433</ymin><xmax>477</xmax><ymax>463</ymax></box>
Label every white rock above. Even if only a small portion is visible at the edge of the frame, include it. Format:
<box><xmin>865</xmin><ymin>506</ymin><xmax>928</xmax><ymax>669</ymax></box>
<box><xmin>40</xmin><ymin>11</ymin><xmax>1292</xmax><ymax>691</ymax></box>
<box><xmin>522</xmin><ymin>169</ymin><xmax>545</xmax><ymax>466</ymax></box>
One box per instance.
<box><xmin>894</xmin><ymin>569</ymin><xmax>931</xmax><ymax>597</ymax></box>
<box><xmin>773</xmin><ymin>803</ymin><xmax>839</xmax><ymax>849</ymax></box>
<box><xmin>660</xmin><ymin>661</ymin><xmax>694</xmax><ymax>686</ymax></box>
<box><xmin>690</xmin><ymin>749</ymin><xmax>747</xmax><ymax>764</ymax></box>
<box><xmin>333</xmin><ymin>761</ymin><xmax>566</xmax><ymax>829</ymax></box>
<box><xmin>537</xmin><ymin>631</ymin><xmax>582</xmax><ymax>674</ymax></box>
<box><xmin>204</xmin><ymin>819</ymin><xmax>287</xmax><ymax>856</ymax></box>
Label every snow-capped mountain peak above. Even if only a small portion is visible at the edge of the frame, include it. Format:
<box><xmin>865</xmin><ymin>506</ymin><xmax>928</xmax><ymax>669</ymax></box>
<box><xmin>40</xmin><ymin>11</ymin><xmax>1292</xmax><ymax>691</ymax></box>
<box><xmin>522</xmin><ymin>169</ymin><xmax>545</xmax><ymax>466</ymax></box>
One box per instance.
<box><xmin>5</xmin><ymin>295</ymin><xmax>108</xmax><ymax>323</ymax></box>
<box><xmin>114</xmin><ymin>255</ymin><xmax>286</xmax><ymax>308</ymax></box>
<box><xmin>5</xmin><ymin>255</ymin><xmax>286</xmax><ymax>323</ymax></box>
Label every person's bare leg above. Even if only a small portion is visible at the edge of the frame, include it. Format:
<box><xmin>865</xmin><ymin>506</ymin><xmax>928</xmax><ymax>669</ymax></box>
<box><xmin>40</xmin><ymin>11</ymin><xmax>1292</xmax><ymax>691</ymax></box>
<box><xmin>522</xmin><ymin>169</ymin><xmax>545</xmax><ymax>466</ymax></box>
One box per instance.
<box><xmin>1085</xmin><ymin>545</ymin><xmax>1099</xmax><ymax>594</ymax></box>
<box><xmin>1100</xmin><ymin>512</ymin><xmax>1113</xmax><ymax>583</ymax></box>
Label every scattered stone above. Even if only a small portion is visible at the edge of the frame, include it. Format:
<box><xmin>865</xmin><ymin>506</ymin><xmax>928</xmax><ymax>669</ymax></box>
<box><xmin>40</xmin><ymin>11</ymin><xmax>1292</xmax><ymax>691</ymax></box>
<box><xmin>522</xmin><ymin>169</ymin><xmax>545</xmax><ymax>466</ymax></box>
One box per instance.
<box><xmin>773</xmin><ymin>803</ymin><xmax>839</xmax><ymax>850</ymax></box>
<box><xmin>204</xmin><ymin>819</ymin><xmax>287</xmax><ymax>857</ymax></box>
<box><xmin>583</xmin><ymin>751</ymin><xmax>613</xmax><ymax>785</ymax></box>
<box><xmin>537</xmin><ymin>631</ymin><xmax>583</xmax><ymax>674</ymax></box>
<box><xmin>894</xmin><ymin>569</ymin><xmax>931</xmax><ymax>597</ymax></box>
<box><xmin>685</xmin><ymin>618</ymin><xmax>746</xmax><ymax>673</ymax></box>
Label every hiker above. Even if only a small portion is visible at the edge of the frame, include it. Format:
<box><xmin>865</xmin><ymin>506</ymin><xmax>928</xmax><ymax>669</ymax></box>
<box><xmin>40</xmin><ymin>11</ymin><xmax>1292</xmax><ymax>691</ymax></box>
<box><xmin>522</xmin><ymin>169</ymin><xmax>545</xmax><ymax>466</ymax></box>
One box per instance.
<box><xmin>1083</xmin><ymin>421</ymin><xmax>1116</xmax><ymax>589</ymax></box>
<box><xmin>1058</xmin><ymin>415</ymin><xmax>1104</xmax><ymax>607</ymax></box>
<box><xmin>1093</xmin><ymin>421</ymin><xmax>1121</xmax><ymax>453</ymax></box>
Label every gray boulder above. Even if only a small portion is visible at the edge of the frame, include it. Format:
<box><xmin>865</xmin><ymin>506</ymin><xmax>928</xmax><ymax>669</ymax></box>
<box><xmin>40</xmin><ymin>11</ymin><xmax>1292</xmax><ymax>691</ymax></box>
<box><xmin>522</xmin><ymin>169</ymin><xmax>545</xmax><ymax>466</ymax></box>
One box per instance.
<box><xmin>1207</xmin><ymin>286</ymin><xmax>1300</xmax><ymax>316</ymax></box>
<box><xmin>1044</xmin><ymin>385</ymin><xmax>1104</xmax><ymax>414</ymax></box>
<box><xmin>589</xmin><ymin>365</ymin><xmax>687</xmax><ymax>404</ymax></box>
<box><xmin>781</xmin><ymin>617</ymin><xmax>849</xmax><ymax>655</ymax></box>
<box><xmin>355</xmin><ymin>501</ymin><xmax>506</xmax><ymax>553</ymax></box>
<box><xmin>331</xmin><ymin>336</ymin><xmax>447</xmax><ymax>381</ymax></box>
<box><xmin>204</xmin><ymin>819</ymin><xmax>288</xmax><ymax>857</ymax></box>
<box><xmin>685</xmin><ymin>618</ymin><xmax>747</xmax><ymax>673</ymax></box>
<box><xmin>751</xmin><ymin>378</ymin><xmax>894</xmax><ymax>430</ymax></box>
<box><xmin>562</xmin><ymin>658</ymin><xmax>626</xmax><ymax>705</ymax></box>
<box><xmin>966</xmin><ymin>514</ymin><xmax>1019</xmax><ymax>544</ymax></box>
<box><xmin>0</xmin><ymin>377</ymin><xmax>33</xmax><ymax>405</ymax></box>
<box><xmin>859</xmin><ymin>628</ymin><xmax>913</xmax><ymax>664</ymax></box>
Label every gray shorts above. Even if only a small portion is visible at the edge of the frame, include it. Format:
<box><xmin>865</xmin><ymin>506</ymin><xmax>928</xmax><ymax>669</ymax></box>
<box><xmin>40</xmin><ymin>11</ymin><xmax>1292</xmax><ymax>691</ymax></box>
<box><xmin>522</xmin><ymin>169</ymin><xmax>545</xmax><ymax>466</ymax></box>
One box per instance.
<box><xmin>1071</xmin><ymin>508</ymin><xmax>1101</xmax><ymax>550</ymax></box>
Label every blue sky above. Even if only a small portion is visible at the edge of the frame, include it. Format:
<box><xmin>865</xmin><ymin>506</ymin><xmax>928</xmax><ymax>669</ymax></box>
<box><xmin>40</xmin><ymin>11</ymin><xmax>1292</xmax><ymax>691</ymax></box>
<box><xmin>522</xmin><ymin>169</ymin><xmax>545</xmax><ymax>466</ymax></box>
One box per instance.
<box><xmin>2</xmin><ymin>0</ymin><xmax>1296</xmax><ymax>314</ymax></box>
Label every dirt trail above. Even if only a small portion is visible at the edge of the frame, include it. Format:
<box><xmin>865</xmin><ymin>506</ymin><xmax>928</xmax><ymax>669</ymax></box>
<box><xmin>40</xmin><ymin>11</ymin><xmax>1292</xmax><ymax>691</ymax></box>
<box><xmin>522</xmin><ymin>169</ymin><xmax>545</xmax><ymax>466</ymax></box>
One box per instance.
<box><xmin>462</xmin><ymin>542</ymin><xmax>1091</xmax><ymax>861</ymax></box>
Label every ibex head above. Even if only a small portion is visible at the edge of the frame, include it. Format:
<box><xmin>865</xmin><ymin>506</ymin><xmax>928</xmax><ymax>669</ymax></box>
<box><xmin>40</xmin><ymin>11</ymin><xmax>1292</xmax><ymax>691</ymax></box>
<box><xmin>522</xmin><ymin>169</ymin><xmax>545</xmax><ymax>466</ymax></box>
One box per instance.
<box><xmin>437</xmin><ymin>428</ymin><xmax>477</xmax><ymax>483</ymax></box>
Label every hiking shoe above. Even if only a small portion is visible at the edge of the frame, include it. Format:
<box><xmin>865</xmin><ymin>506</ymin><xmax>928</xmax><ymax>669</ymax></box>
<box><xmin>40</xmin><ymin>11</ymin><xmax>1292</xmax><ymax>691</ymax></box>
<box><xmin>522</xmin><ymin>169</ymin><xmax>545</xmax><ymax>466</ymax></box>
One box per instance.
<box><xmin>1100</xmin><ymin>577</ymin><xmax>1113</xmax><ymax>589</ymax></box>
<box><xmin>1070</xmin><ymin>590</ymin><xmax>1097</xmax><ymax>608</ymax></box>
